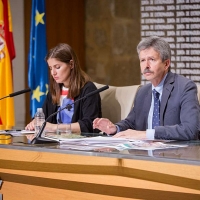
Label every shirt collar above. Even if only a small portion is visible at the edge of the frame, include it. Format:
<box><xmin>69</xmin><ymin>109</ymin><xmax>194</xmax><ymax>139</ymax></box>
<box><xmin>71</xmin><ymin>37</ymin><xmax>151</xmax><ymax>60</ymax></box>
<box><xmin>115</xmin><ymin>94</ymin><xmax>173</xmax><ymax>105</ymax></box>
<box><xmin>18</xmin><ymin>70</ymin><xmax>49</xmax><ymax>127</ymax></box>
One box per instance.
<box><xmin>152</xmin><ymin>73</ymin><xmax>168</xmax><ymax>95</ymax></box>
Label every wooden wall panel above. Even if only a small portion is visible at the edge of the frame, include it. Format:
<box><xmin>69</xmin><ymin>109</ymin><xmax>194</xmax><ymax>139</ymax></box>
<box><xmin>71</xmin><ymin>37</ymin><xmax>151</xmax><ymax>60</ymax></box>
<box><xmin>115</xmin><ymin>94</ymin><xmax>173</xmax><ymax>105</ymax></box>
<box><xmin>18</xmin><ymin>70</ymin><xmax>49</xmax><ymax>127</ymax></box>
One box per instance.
<box><xmin>45</xmin><ymin>0</ymin><xmax>85</xmax><ymax>67</ymax></box>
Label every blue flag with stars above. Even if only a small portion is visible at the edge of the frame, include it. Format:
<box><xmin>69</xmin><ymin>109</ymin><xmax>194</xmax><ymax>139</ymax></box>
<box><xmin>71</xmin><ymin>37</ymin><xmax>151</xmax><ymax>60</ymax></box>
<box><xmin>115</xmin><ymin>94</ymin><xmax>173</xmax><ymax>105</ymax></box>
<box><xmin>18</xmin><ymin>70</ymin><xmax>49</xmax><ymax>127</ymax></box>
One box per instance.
<box><xmin>28</xmin><ymin>0</ymin><xmax>49</xmax><ymax>118</ymax></box>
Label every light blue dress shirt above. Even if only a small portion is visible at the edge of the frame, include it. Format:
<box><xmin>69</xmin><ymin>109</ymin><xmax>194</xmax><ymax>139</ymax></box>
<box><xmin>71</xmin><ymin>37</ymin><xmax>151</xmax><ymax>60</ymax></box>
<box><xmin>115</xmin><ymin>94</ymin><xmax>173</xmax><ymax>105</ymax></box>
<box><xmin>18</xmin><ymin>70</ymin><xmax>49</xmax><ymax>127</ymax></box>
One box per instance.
<box><xmin>146</xmin><ymin>73</ymin><xmax>168</xmax><ymax>139</ymax></box>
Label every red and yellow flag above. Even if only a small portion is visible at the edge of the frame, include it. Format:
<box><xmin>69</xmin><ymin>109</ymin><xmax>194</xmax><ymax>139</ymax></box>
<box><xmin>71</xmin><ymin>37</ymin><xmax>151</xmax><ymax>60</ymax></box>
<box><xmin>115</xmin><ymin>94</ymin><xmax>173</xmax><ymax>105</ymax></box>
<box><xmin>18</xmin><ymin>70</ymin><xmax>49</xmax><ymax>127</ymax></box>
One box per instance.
<box><xmin>0</xmin><ymin>0</ymin><xmax>15</xmax><ymax>130</ymax></box>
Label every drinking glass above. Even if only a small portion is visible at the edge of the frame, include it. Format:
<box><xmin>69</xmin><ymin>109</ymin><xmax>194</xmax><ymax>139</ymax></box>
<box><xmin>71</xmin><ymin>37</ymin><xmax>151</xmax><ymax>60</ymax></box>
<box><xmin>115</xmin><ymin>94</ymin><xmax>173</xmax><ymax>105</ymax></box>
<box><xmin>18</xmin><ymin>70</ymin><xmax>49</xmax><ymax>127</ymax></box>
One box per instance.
<box><xmin>57</xmin><ymin>122</ymin><xmax>71</xmax><ymax>135</ymax></box>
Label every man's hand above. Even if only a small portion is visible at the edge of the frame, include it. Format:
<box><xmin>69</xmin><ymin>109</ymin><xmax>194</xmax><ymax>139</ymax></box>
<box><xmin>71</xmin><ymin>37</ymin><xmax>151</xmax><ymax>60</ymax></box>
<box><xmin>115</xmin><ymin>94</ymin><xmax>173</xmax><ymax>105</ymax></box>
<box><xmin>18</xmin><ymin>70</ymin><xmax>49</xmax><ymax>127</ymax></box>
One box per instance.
<box><xmin>93</xmin><ymin>118</ymin><xmax>117</xmax><ymax>135</ymax></box>
<box><xmin>113</xmin><ymin>129</ymin><xmax>147</xmax><ymax>140</ymax></box>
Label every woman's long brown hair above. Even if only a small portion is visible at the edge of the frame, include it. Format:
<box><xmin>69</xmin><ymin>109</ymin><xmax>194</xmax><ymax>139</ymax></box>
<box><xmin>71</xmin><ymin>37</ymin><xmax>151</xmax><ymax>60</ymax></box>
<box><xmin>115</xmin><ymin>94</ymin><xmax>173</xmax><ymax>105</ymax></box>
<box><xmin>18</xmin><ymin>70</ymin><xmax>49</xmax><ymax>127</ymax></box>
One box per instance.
<box><xmin>45</xmin><ymin>43</ymin><xmax>90</xmax><ymax>104</ymax></box>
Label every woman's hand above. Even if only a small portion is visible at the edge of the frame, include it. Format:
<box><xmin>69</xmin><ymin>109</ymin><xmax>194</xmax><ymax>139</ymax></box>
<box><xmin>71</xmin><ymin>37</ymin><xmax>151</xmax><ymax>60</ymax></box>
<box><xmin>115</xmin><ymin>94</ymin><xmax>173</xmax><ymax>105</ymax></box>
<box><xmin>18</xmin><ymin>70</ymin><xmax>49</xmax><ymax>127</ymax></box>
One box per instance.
<box><xmin>25</xmin><ymin>119</ymin><xmax>35</xmax><ymax>130</ymax></box>
<box><xmin>45</xmin><ymin>122</ymin><xmax>57</xmax><ymax>131</ymax></box>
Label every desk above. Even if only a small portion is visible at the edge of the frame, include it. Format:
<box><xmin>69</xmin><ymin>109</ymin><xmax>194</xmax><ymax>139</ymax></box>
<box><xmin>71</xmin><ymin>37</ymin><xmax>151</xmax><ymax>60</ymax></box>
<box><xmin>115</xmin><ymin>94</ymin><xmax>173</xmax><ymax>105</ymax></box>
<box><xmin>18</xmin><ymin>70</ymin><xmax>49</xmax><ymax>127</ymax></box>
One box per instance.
<box><xmin>0</xmin><ymin>140</ymin><xmax>200</xmax><ymax>200</ymax></box>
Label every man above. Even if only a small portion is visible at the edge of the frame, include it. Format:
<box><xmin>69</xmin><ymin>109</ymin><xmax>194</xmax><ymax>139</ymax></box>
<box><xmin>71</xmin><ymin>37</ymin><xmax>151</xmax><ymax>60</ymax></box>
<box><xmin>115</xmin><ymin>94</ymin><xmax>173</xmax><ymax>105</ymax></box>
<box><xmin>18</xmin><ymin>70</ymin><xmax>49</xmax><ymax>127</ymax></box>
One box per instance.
<box><xmin>93</xmin><ymin>36</ymin><xmax>200</xmax><ymax>140</ymax></box>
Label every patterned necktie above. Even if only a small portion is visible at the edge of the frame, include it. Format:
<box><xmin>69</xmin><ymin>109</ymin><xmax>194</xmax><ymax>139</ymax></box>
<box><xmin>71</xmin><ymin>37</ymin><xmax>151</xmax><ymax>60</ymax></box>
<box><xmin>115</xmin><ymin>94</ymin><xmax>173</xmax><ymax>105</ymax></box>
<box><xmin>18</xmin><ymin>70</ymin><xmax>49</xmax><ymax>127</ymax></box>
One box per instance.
<box><xmin>152</xmin><ymin>89</ymin><xmax>160</xmax><ymax>129</ymax></box>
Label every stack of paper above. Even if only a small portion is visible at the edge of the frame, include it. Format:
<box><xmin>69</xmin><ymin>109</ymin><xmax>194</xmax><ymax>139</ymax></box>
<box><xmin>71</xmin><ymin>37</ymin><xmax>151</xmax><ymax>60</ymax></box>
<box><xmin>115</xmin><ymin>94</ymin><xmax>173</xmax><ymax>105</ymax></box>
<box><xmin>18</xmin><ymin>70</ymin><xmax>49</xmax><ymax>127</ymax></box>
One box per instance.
<box><xmin>58</xmin><ymin>136</ymin><xmax>129</xmax><ymax>151</ymax></box>
<box><xmin>46</xmin><ymin>136</ymin><xmax>187</xmax><ymax>151</ymax></box>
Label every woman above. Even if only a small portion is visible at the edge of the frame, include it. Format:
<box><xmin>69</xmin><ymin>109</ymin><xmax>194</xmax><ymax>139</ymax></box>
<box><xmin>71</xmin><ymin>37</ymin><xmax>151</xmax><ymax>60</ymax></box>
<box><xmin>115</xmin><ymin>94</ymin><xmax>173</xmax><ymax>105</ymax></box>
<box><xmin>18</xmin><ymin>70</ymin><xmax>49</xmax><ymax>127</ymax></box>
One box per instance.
<box><xmin>26</xmin><ymin>43</ymin><xmax>101</xmax><ymax>133</ymax></box>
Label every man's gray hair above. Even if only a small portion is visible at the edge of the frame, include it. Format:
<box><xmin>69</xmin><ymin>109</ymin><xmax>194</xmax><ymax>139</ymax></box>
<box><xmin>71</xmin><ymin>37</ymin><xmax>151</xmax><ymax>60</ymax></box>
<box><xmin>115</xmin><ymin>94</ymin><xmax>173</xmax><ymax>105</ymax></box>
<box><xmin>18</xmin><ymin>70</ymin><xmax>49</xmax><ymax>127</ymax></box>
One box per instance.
<box><xmin>137</xmin><ymin>36</ymin><xmax>171</xmax><ymax>62</ymax></box>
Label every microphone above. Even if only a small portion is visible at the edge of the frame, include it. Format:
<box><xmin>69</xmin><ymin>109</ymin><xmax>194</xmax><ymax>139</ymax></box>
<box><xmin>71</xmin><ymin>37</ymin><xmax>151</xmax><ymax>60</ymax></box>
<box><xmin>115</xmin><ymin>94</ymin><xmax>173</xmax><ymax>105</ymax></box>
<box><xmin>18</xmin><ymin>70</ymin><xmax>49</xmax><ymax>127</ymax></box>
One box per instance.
<box><xmin>31</xmin><ymin>85</ymin><xmax>109</xmax><ymax>144</ymax></box>
<box><xmin>0</xmin><ymin>88</ymin><xmax>31</xmax><ymax>100</ymax></box>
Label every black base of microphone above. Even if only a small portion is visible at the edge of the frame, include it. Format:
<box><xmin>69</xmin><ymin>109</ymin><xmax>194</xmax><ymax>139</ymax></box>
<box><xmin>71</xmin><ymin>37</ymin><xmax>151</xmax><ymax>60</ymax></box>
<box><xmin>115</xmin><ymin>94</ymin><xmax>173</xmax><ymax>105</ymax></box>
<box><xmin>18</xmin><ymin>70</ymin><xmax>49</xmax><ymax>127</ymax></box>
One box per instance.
<box><xmin>30</xmin><ymin>121</ymin><xmax>59</xmax><ymax>144</ymax></box>
<box><xmin>31</xmin><ymin>137</ymin><xmax>59</xmax><ymax>144</ymax></box>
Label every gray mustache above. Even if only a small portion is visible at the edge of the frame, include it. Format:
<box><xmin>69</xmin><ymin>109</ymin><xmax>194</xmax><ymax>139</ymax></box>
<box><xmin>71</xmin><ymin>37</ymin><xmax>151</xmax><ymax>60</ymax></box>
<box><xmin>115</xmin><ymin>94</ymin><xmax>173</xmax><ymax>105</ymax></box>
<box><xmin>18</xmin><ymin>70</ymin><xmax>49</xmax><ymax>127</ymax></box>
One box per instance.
<box><xmin>143</xmin><ymin>68</ymin><xmax>153</xmax><ymax>74</ymax></box>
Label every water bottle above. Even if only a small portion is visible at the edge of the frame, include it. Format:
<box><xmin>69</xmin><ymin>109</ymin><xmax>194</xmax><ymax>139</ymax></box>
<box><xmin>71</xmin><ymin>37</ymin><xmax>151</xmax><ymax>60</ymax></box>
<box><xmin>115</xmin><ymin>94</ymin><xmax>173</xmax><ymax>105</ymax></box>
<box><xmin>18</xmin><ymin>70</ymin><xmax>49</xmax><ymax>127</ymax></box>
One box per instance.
<box><xmin>34</xmin><ymin>108</ymin><xmax>45</xmax><ymax>136</ymax></box>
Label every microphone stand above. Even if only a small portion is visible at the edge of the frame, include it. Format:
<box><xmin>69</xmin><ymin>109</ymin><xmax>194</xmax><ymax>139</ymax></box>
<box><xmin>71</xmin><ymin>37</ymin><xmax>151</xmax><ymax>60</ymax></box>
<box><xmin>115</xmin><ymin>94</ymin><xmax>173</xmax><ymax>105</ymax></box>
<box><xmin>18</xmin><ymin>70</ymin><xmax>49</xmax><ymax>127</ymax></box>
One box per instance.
<box><xmin>31</xmin><ymin>85</ymin><xmax>109</xmax><ymax>144</ymax></box>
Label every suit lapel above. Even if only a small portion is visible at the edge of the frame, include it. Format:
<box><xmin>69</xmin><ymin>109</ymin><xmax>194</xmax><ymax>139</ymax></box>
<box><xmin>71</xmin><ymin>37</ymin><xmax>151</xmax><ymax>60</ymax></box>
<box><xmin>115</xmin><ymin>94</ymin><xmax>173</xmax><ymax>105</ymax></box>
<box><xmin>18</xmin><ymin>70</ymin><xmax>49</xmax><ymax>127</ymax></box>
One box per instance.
<box><xmin>160</xmin><ymin>72</ymin><xmax>175</xmax><ymax>125</ymax></box>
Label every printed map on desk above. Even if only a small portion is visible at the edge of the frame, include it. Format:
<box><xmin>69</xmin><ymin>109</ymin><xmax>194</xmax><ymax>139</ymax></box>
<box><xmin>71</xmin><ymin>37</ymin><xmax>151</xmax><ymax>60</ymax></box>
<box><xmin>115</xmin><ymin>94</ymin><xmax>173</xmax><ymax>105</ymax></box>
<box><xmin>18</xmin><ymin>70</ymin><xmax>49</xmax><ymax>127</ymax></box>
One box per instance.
<box><xmin>115</xmin><ymin>140</ymin><xmax>187</xmax><ymax>151</ymax></box>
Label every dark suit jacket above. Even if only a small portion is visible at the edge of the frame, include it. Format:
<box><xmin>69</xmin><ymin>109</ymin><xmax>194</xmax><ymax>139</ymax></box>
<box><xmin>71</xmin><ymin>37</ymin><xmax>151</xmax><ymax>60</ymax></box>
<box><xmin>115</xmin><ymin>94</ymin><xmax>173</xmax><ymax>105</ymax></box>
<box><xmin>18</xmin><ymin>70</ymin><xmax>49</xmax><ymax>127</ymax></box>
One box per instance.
<box><xmin>42</xmin><ymin>81</ymin><xmax>102</xmax><ymax>133</ymax></box>
<box><xmin>116</xmin><ymin>72</ymin><xmax>200</xmax><ymax>140</ymax></box>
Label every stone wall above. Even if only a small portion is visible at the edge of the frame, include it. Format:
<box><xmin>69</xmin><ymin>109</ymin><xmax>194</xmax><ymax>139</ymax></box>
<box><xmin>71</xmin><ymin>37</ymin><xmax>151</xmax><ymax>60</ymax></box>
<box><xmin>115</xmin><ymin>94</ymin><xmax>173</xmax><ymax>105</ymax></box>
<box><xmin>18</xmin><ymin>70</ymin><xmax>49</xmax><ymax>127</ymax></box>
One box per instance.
<box><xmin>85</xmin><ymin>0</ymin><xmax>141</xmax><ymax>86</ymax></box>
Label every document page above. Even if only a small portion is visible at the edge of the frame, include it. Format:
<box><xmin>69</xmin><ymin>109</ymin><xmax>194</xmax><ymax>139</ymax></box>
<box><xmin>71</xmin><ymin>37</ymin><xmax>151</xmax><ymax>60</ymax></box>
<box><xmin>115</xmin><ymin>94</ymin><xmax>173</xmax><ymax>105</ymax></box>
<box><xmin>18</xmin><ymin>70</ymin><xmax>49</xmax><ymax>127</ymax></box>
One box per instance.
<box><xmin>0</xmin><ymin>130</ymin><xmax>35</xmax><ymax>136</ymax></box>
